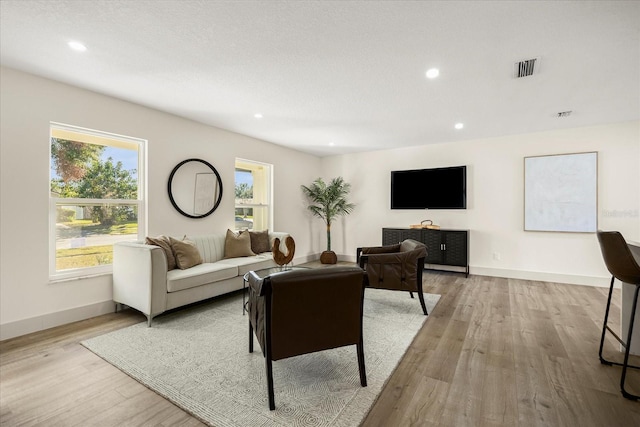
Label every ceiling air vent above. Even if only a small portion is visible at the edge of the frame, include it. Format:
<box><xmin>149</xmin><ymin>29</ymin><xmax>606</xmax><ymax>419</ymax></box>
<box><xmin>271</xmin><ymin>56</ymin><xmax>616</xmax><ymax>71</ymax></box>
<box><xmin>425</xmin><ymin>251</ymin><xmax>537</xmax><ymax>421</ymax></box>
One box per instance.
<box><xmin>557</xmin><ymin>111</ymin><xmax>572</xmax><ymax>118</ymax></box>
<box><xmin>514</xmin><ymin>57</ymin><xmax>539</xmax><ymax>78</ymax></box>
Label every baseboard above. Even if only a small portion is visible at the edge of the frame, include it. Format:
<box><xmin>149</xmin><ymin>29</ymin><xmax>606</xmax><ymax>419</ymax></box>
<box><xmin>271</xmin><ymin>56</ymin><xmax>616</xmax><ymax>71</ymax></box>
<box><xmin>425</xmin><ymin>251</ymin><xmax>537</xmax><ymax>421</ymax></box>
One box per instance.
<box><xmin>471</xmin><ymin>266</ymin><xmax>611</xmax><ymax>288</ymax></box>
<box><xmin>0</xmin><ymin>300</ymin><xmax>115</xmax><ymax>341</ymax></box>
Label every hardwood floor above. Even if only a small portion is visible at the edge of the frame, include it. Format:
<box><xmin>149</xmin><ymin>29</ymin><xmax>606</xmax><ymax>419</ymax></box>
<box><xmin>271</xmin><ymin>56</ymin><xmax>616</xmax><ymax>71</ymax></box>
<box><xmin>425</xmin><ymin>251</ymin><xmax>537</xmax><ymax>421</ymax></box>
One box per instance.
<box><xmin>2</xmin><ymin>272</ymin><xmax>639</xmax><ymax>426</ymax></box>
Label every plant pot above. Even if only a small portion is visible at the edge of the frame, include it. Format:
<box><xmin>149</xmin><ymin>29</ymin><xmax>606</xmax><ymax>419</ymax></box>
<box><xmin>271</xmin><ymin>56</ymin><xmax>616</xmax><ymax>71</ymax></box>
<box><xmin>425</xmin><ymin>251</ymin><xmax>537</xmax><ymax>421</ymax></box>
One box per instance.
<box><xmin>320</xmin><ymin>250</ymin><xmax>338</xmax><ymax>264</ymax></box>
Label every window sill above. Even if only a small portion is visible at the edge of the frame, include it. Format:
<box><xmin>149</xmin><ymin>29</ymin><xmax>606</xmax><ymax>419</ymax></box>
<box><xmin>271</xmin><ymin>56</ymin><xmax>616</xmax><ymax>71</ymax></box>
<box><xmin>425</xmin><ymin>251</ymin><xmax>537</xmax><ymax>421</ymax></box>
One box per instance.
<box><xmin>49</xmin><ymin>270</ymin><xmax>112</xmax><ymax>284</ymax></box>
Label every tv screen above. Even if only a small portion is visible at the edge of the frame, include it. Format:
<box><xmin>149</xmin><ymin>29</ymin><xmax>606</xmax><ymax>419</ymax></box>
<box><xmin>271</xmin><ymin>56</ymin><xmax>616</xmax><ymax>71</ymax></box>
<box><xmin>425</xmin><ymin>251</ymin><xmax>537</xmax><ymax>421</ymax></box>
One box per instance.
<box><xmin>391</xmin><ymin>166</ymin><xmax>466</xmax><ymax>209</ymax></box>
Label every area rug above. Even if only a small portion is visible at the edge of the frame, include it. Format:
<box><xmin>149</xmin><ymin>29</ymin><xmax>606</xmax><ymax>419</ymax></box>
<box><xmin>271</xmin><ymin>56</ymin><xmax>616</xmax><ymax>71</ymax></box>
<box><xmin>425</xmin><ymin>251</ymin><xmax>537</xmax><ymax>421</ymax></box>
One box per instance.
<box><xmin>82</xmin><ymin>289</ymin><xmax>440</xmax><ymax>427</ymax></box>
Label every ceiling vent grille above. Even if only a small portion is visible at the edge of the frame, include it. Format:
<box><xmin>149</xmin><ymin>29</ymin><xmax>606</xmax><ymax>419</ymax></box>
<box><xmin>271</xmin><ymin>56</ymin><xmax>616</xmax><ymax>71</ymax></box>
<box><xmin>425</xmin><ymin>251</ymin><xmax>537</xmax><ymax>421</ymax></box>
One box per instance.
<box><xmin>514</xmin><ymin>58</ymin><xmax>539</xmax><ymax>78</ymax></box>
<box><xmin>557</xmin><ymin>111</ymin><xmax>572</xmax><ymax>118</ymax></box>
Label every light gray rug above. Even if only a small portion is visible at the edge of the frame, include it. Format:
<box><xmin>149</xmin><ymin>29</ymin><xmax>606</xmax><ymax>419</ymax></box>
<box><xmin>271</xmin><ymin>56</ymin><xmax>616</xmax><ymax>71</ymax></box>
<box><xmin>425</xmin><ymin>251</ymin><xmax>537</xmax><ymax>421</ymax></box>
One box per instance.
<box><xmin>82</xmin><ymin>289</ymin><xmax>440</xmax><ymax>427</ymax></box>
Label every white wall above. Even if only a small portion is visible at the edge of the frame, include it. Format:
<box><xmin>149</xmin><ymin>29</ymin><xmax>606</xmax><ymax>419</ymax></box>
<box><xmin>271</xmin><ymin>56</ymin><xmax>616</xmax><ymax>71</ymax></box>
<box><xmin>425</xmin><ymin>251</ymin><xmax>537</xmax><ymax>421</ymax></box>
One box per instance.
<box><xmin>0</xmin><ymin>67</ymin><xmax>322</xmax><ymax>339</ymax></box>
<box><xmin>2</xmin><ymin>65</ymin><xmax>638</xmax><ymax>340</ymax></box>
<box><xmin>322</xmin><ymin>122</ymin><xmax>640</xmax><ymax>284</ymax></box>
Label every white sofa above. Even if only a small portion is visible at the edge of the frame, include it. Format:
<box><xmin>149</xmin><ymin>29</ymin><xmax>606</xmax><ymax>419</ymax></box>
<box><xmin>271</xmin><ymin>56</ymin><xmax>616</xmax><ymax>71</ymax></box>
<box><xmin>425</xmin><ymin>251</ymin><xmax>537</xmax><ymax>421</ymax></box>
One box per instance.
<box><xmin>113</xmin><ymin>231</ymin><xmax>291</xmax><ymax>325</ymax></box>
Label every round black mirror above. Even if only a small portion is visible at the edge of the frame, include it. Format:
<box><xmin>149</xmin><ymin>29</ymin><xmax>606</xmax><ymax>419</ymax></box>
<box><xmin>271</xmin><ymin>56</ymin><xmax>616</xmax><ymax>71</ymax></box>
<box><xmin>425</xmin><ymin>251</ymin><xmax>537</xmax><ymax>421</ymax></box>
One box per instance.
<box><xmin>168</xmin><ymin>159</ymin><xmax>223</xmax><ymax>219</ymax></box>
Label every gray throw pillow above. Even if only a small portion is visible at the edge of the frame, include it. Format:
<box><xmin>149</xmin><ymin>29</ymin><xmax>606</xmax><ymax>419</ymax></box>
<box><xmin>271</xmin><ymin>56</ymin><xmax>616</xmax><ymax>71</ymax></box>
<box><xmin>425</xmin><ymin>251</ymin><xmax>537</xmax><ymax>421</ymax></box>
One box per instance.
<box><xmin>249</xmin><ymin>229</ymin><xmax>270</xmax><ymax>254</ymax></box>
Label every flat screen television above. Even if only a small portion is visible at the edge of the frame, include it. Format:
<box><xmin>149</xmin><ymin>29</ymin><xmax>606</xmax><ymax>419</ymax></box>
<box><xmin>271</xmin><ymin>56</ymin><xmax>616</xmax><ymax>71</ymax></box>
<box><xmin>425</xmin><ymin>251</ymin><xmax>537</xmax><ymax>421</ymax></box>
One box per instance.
<box><xmin>391</xmin><ymin>166</ymin><xmax>466</xmax><ymax>209</ymax></box>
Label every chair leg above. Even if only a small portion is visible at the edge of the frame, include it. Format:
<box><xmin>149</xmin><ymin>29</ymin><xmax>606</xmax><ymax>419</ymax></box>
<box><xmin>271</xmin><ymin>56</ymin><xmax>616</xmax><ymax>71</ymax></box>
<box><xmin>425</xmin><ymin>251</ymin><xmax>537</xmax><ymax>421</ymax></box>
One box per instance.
<box><xmin>620</xmin><ymin>285</ymin><xmax>640</xmax><ymax>400</ymax></box>
<box><xmin>409</xmin><ymin>291</ymin><xmax>414</xmax><ymax>299</ymax></box>
<box><xmin>599</xmin><ymin>276</ymin><xmax>616</xmax><ymax>365</ymax></box>
<box><xmin>249</xmin><ymin>321</ymin><xmax>254</xmax><ymax>353</ymax></box>
<box><xmin>357</xmin><ymin>341</ymin><xmax>367</xmax><ymax>387</ymax></box>
<box><xmin>266</xmin><ymin>356</ymin><xmax>275</xmax><ymax>410</ymax></box>
<box><xmin>418</xmin><ymin>290</ymin><xmax>428</xmax><ymax>316</ymax></box>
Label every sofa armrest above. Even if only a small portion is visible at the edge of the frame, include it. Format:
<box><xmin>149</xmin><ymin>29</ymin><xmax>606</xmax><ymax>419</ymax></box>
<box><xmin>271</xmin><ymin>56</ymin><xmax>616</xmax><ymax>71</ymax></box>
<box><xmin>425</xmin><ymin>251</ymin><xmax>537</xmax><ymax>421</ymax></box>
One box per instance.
<box><xmin>113</xmin><ymin>242</ymin><xmax>168</xmax><ymax>321</ymax></box>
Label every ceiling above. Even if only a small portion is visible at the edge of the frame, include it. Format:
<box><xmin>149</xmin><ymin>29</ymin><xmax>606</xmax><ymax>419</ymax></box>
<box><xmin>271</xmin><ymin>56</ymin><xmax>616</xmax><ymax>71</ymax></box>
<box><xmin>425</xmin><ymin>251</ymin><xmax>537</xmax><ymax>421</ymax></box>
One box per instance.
<box><xmin>1</xmin><ymin>1</ymin><xmax>639</xmax><ymax>157</ymax></box>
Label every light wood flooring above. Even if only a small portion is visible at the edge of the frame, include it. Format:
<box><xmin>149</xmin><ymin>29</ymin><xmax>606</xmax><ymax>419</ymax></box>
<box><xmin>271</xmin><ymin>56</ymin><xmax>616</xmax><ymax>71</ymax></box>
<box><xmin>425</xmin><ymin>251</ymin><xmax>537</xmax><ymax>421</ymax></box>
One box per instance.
<box><xmin>1</xmin><ymin>271</ymin><xmax>639</xmax><ymax>426</ymax></box>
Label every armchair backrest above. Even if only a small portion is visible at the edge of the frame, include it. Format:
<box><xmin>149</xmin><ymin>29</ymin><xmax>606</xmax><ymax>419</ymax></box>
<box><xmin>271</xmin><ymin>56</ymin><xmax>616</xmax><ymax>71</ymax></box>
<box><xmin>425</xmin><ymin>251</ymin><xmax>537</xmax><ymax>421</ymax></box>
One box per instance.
<box><xmin>361</xmin><ymin>239</ymin><xmax>427</xmax><ymax>292</ymax></box>
<box><xmin>249</xmin><ymin>266</ymin><xmax>366</xmax><ymax>361</ymax></box>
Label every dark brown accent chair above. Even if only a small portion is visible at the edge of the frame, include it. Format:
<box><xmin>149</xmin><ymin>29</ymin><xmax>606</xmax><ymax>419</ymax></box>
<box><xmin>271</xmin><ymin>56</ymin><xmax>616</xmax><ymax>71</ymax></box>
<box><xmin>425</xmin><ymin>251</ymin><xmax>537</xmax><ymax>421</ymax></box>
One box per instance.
<box><xmin>596</xmin><ymin>230</ymin><xmax>640</xmax><ymax>400</ymax></box>
<box><xmin>357</xmin><ymin>239</ymin><xmax>428</xmax><ymax>315</ymax></box>
<box><xmin>246</xmin><ymin>266</ymin><xmax>367</xmax><ymax>410</ymax></box>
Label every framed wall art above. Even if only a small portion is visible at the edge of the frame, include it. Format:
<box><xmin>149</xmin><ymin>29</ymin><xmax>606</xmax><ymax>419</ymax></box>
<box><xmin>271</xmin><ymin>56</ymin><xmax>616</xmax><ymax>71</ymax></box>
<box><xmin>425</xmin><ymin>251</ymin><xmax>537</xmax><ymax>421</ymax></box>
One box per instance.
<box><xmin>524</xmin><ymin>152</ymin><xmax>598</xmax><ymax>232</ymax></box>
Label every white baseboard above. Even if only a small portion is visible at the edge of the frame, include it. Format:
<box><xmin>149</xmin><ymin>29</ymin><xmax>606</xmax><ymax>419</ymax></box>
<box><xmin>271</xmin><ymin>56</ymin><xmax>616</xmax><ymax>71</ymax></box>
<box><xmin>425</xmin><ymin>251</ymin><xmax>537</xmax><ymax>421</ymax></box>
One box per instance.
<box><xmin>0</xmin><ymin>300</ymin><xmax>115</xmax><ymax>341</ymax></box>
<box><xmin>470</xmin><ymin>266</ymin><xmax>611</xmax><ymax>288</ymax></box>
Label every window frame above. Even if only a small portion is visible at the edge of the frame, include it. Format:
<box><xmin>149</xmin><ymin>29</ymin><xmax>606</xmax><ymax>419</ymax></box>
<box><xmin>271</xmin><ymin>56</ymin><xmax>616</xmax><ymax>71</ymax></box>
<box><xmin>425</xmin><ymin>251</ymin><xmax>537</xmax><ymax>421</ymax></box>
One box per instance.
<box><xmin>49</xmin><ymin>122</ymin><xmax>146</xmax><ymax>281</ymax></box>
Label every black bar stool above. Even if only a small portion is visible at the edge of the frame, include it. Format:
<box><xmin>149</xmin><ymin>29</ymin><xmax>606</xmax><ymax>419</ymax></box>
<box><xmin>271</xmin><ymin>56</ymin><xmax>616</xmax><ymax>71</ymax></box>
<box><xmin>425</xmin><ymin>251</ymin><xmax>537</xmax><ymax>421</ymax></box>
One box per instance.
<box><xmin>596</xmin><ymin>230</ymin><xmax>640</xmax><ymax>400</ymax></box>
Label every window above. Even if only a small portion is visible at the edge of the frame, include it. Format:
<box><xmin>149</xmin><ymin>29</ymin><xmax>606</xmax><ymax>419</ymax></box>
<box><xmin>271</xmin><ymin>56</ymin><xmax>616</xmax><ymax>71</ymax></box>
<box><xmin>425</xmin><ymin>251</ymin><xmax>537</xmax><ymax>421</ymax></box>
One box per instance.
<box><xmin>235</xmin><ymin>159</ymin><xmax>272</xmax><ymax>231</ymax></box>
<box><xmin>49</xmin><ymin>123</ymin><xmax>145</xmax><ymax>280</ymax></box>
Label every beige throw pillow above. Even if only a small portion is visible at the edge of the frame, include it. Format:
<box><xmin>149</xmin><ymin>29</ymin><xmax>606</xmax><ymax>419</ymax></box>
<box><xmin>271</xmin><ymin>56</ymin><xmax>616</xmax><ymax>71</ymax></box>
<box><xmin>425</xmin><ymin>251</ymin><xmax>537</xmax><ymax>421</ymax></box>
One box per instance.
<box><xmin>145</xmin><ymin>235</ymin><xmax>177</xmax><ymax>271</ymax></box>
<box><xmin>249</xmin><ymin>229</ymin><xmax>270</xmax><ymax>254</ymax></box>
<box><xmin>224</xmin><ymin>229</ymin><xmax>256</xmax><ymax>258</ymax></box>
<box><xmin>169</xmin><ymin>237</ymin><xmax>203</xmax><ymax>269</ymax></box>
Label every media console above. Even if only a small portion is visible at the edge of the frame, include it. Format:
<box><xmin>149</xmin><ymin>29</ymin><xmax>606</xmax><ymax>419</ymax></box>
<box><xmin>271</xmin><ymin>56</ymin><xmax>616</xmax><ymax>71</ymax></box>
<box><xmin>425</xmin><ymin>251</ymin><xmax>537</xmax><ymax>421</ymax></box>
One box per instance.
<box><xmin>382</xmin><ymin>227</ymin><xmax>469</xmax><ymax>277</ymax></box>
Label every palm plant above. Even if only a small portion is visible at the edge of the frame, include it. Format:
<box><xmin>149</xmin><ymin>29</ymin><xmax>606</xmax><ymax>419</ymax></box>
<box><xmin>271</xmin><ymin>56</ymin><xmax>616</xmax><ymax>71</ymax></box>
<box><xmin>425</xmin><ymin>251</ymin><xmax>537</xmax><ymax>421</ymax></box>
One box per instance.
<box><xmin>301</xmin><ymin>177</ymin><xmax>355</xmax><ymax>252</ymax></box>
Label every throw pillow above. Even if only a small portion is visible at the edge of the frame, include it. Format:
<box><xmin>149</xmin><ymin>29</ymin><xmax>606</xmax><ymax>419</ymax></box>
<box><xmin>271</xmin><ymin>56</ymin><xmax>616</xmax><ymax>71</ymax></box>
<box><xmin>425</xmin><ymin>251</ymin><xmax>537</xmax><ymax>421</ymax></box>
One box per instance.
<box><xmin>224</xmin><ymin>229</ymin><xmax>256</xmax><ymax>258</ymax></box>
<box><xmin>145</xmin><ymin>235</ymin><xmax>177</xmax><ymax>270</ymax></box>
<box><xmin>249</xmin><ymin>229</ymin><xmax>270</xmax><ymax>254</ymax></box>
<box><xmin>169</xmin><ymin>236</ymin><xmax>203</xmax><ymax>269</ymax></box>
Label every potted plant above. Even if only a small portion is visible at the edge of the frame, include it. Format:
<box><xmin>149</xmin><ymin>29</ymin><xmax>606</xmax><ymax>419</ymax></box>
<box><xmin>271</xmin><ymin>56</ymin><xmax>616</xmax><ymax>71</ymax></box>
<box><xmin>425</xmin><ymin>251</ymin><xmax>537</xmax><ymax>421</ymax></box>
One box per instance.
<box><xmin>301</xmin><ymin>177</ymin><xmax>355</xmax><ymax>264</ymax></box>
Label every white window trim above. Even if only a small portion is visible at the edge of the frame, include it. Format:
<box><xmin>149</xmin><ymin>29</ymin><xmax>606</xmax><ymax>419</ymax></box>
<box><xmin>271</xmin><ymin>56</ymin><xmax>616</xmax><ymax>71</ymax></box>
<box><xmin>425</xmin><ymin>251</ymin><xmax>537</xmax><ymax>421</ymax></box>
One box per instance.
<box><xmin>49</xmin><ymin>122</ymin><xmax>146</xmax><ymax>281</ymax></box>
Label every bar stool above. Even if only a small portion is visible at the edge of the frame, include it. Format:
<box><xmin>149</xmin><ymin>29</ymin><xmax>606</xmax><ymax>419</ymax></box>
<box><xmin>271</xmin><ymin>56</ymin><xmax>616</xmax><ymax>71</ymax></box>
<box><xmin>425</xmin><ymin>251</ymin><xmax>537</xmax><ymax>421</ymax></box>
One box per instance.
<box><xmin>596</xmin><ymin>230</ymin><xmax>640</xmax><ymax>400</ymax></box>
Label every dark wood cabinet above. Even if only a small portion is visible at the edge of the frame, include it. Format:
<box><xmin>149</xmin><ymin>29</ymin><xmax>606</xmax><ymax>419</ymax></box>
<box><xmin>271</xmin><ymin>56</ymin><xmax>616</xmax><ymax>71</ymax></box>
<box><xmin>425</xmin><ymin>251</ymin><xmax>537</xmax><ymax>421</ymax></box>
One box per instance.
<box><xmin>382</xmin><ymin>227</ymin><xmax>469</xmax><ymax>277</ymax></box>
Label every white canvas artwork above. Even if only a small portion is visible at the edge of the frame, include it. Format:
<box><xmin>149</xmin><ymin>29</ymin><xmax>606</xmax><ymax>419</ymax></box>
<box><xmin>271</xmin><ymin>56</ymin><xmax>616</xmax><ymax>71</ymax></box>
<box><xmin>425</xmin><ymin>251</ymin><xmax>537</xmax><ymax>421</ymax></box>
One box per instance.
<box><xmin>524</xmin><ymin>152</ymin><xmax>598</xmax><ymax>232</ymax></box>
<box><xmin>193</xmin><ymin>173</ymin><xmax>217</xmax><ymax>215</ymax></box>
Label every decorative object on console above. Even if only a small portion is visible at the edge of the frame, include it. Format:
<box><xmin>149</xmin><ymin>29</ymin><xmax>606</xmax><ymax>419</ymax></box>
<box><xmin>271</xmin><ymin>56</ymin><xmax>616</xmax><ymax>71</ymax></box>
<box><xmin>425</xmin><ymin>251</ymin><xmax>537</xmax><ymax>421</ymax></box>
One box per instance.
<box><xmin>167</xmin><ymin>158</ymin><xmax>223</xmax><ymax>219</ymax></box>
<box><xmin>273</xmin><ymin>236</ymin><xmax>295</xmax><ymax>266</ymax></box>
<box><xmin>409</xmin><ymin>219</ymin><xmax>440</xmax><ymax>230</ymax></box>
<box><xmin>301</xmin><ymin>176</ymin><xmax>355</xmax><ymax>264</ymax></box>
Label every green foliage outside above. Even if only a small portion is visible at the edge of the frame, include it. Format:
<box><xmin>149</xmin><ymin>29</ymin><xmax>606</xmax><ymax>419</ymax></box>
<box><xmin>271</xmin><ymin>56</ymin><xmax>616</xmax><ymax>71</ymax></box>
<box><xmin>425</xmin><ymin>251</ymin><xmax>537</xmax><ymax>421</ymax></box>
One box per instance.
<box><xmin>56</xmin><ymin>245</ymin><xmax>113</xmax><ymax>270</ymax></box>
<box><xmin>51</xmin><ymin>138</ymin><xmax>137</xmax><ymax>226</ymax></box>
<box><xmin>51</xmin><ymin>137</ymin><xmax>139</xmax><ymax>271</ymax></box>
<box><xmin>235</xmin><ymin>182</ymin><xmax>253</xmax><ymax>199</ymax></box>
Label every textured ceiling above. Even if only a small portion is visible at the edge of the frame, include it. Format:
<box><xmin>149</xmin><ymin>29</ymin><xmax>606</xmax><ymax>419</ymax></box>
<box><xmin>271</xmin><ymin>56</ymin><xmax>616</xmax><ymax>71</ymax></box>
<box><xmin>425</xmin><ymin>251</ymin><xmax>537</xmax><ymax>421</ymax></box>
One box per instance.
<box><xmin>1</xmin><ymin>1</ymin><xmax>639</xmax><ymax>157</ymax></box>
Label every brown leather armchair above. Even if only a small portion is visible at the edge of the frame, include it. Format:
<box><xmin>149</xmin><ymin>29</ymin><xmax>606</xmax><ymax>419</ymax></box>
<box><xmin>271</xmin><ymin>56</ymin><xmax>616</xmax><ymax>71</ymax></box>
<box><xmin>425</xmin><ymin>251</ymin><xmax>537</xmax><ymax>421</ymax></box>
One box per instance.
<box><xmin>357</xmin><ymin>239</ymin><xmax>428</xmax><ymax>315</ymax></box>
<box><xmin>246</xmin><ymin>266</ymin><xmax>367</xmax><ymax>410</ymax></box>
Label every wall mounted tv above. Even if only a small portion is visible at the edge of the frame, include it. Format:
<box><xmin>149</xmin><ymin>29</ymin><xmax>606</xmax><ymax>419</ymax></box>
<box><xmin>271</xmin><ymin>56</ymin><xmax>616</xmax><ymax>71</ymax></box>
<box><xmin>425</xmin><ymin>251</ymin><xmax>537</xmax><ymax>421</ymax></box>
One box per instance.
<box><xmin>391</xmin><ymin>165</ymin><xmax>467</xmax><ymax>209</ymax></box>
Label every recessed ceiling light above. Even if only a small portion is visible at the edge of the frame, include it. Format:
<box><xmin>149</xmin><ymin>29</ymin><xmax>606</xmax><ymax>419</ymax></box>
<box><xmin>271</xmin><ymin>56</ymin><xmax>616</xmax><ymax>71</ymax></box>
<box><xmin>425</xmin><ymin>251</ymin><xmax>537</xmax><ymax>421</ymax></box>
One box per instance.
<box><xmin>254</xmin><ymin>113</ymin><xmax>263</xmax><ymax>119</ymax></box>
<box><xmin>329</xmin><ymin>142</ymin><xmax>335</xmax><ymax>146</ymax></box>
<box><xmin>425</xmin><ymin>68</ymin><xmax>439</xmax><ymax>79</ymax></box>
<box><xmin>454</xmin><ymin>123</ymin><xmax>464</xmax><ymax>130</ymax></box>
<box><xmin>68</xmin><ymin>41</ymin><xmax>87</xmax><ymax>52</ymax></box>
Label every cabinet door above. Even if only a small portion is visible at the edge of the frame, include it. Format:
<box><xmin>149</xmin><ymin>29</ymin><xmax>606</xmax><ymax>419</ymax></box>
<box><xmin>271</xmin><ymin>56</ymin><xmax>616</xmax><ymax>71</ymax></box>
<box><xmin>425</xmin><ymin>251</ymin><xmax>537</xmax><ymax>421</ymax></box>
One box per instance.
<box><xmin>382</xmin><ymin>228</ymin><xmax>403</xmax><ymax>245</ymax></box>
<box><xmin>443</xmin><ymin>231</ymin><xmax>468</xmax><ymax>266</ymax></box>
<box><xmin>422</xmin><ymin>229</ymin><xmax>443</xmax><ymax>264</ymax></box>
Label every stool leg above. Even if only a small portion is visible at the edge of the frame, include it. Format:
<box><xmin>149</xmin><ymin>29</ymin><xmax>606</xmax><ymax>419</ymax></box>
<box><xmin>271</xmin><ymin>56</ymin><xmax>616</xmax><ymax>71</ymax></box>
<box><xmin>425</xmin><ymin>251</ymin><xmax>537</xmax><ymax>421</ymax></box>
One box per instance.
<box><xmin>620</xmin><ymin>285</ymin><xmax>640</xmax><ymax>400</ymax></box>
<box><xmin>599</xmin><ymin>276</ymin><xmax>616</xmax><ymax>365</ymax></box>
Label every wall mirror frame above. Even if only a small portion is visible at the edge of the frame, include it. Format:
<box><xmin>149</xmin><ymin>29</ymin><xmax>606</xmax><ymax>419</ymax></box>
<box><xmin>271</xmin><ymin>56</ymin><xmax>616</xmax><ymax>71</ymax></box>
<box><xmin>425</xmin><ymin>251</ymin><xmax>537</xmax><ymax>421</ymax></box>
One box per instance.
<box><xmin>168</xmin><ymin>158</ymin><xmax>223</xmax><ymax>219</ymax></box>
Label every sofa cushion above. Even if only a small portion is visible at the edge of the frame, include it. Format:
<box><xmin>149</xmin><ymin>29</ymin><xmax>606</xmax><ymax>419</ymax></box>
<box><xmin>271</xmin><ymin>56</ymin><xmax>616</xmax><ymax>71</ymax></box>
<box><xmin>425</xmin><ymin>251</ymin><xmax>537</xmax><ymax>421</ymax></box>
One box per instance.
<box><xmin>217</xmin><ymin>253</ymin><xmax>277</xmax><ymax>275</ymax></box>
<box><xmin>169</xmin><ymin>237</ymin><xmax>203</xmax><ymax>269</ymax></box>
<box><xmin>224</xmin><ymin>229</ymin><xmax>255</xmax><ymax>258</ymax></box>
<box><xmin>145</xmin><ymin>235</ymin><xmax>177</xmax><ymax>270</ymax></box>
<box><xmin>249</xmin><ymin>229</ymin><xmax>271</xmax><ymax>254</ymax></box>
<box><xmin>167</xmin><ymin>263</ymin><xmax>238</xmax><ymax>293</ymax></box>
